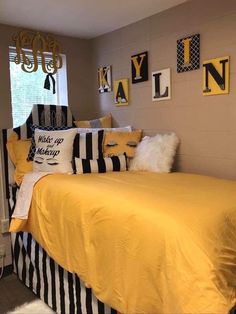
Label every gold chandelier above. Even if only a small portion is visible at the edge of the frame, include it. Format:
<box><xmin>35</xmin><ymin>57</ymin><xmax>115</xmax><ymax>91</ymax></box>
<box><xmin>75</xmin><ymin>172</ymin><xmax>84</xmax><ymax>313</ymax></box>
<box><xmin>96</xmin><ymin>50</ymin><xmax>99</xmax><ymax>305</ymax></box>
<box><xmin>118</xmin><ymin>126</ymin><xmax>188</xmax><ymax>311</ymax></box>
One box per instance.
<box><xmin>12</xmin><ymin>30</ymin><xmax>63</xmax><ymax>74</ymax></box>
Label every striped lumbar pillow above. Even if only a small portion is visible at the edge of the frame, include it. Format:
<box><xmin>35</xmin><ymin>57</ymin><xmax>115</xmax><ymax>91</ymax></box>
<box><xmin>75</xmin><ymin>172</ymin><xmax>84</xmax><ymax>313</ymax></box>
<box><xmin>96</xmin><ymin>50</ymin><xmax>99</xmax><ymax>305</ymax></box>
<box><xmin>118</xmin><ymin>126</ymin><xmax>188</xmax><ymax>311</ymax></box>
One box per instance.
<box><xmin>33</xmin><ymin>128</ymin><xmax>77</xmax><ymax>174</ymax></box>
<box><xmin>75</xmin><ymin>155</ymin><xmax>127</xmax><ymax>174</ymax></box>
<box><xmin>73</xmin><ymin>130</ymin><xmax>104</xmax><ymax>160</ymax></box>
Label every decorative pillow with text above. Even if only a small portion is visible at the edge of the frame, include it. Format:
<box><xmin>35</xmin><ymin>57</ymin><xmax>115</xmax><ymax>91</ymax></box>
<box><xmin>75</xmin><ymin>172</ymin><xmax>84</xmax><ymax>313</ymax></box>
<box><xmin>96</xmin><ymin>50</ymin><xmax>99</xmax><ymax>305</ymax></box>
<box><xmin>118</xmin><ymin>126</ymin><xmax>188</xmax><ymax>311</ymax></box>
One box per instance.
<box><xmin>33</xmin><ymin>128</ymin><xmax>77</xmax><ymax>173</ymax></box>
<box><xmin>28</xmin><ymin>124</ymin><xmax>72</xmax><ymax>161</ymax></box>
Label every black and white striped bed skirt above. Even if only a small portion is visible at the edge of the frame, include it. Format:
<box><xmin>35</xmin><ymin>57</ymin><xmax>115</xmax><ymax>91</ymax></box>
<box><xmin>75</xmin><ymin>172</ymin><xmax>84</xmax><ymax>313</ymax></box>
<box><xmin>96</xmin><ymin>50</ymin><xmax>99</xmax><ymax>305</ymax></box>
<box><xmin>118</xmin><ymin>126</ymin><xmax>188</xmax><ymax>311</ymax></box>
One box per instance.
<box><xmin>11</xmin><ymin>232</ymin><xmax>117</xmax><ymax>314</ymax></box>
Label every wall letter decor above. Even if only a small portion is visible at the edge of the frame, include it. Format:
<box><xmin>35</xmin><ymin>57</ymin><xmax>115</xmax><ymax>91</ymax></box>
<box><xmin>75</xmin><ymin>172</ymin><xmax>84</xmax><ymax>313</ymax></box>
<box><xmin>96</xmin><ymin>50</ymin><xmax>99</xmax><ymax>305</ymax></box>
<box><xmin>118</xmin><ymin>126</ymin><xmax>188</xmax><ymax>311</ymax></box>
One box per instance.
<box><xmin>131</xmin><ymin>51</ymin><xmax>148</xmax><ymax>84</ymax></box>
<box><xmin>114</xmin><ymin>79</ymin><xmax>129</xmax><ymax>106</ymax></box>
<box><xmin>98</xmin><ymin>65</ymin><xmax>112</xmax><ymax>93</ymax></box>
<box><xmin>152</xmin><ymin>69</ymin><xmax>171</xmax><ymax>101</ymax></box>
<box><xmin>203</xmin><ymin>56</ymin><xmax>230</xmax><ymax>96</ymax></box>
<box><xmin>177</xmin><ymin>34</ymin><xmax>200</xmax><ymax>72</ymax></box>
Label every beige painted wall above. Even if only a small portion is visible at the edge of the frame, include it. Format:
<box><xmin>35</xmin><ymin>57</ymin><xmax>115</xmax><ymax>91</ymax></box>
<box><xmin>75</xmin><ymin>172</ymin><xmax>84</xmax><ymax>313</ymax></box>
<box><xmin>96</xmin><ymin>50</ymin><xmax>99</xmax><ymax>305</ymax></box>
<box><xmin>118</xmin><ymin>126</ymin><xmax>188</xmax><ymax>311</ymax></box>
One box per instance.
<box><xmin>0</xmin><ymin>23</ymin><xmax>93</xmax><ymax>266</ymax></box>
<box><xmin>91</xmin><ymin>0</ymin><xmax>236</xmax><ymax>180</ymax></box>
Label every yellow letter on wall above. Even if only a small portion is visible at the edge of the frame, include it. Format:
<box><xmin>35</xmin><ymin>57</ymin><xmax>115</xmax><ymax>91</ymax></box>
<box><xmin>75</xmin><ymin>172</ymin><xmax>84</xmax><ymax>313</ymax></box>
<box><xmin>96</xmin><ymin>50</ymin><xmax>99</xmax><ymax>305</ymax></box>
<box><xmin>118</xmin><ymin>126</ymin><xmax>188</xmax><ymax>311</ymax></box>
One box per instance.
<box><xmin>98</xmin><ymin>65</ymin><xmax>112</xmax><ymax>93</ymax></box>
<box><xmin>114</xmin><ymin>79</ymin><xmax>129</xmax><ymax>106</ymax></box>
<box><xmin>131</xmin><ymin>51</ymin><xmax>148</xmax><ymax>84</ymax></box>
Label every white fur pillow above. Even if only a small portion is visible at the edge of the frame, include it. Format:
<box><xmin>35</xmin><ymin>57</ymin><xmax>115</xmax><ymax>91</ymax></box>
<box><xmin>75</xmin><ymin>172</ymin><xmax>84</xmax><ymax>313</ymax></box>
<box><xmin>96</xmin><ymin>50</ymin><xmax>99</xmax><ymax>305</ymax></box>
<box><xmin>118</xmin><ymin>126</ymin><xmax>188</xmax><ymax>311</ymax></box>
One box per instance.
<box><xmin>129</xmin><ymin>133</ymin><xmax>179</xmax><ymax>173</ymax></box>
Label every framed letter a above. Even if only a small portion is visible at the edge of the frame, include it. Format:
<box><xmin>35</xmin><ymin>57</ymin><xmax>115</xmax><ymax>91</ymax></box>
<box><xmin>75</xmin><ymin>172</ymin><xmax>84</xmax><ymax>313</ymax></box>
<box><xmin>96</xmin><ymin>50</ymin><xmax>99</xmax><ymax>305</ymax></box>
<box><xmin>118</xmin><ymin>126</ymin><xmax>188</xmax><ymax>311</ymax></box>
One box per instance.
<box><xmin>114</xmin><ymin>79</ymin><xmax>129</xmax><ymax>106</ymax></box>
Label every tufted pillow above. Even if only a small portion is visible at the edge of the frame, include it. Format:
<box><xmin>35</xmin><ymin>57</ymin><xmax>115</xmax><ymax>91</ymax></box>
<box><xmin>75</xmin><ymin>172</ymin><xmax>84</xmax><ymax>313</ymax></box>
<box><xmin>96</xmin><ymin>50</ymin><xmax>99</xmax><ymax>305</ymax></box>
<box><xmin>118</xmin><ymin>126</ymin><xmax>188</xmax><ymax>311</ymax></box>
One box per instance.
<box><xmin>129</xmin><ymin>133</ymin><xmax>179</xmax><ymax>173</ymax></box>
<box><xmin>74</xmin><ymin>113</ymin><xmax>112</xmax><ymax>128</ymax></box>
<box><xmin>103</xmin><ymin>130</ymin><xmax>142</xmax><ymax>158</ymax></box>
<box><xmin>33</xmin><ymin>128</ymin><xmax>77</xmax><ymax>173</ymax></box>
<box><xmin>27</xmin><ymin>125</ymin><xmax>72</xmax><ymax>161</ymax></box>
<box><xmin>75</xmin><ymin>155</ymin><xmax>127</xmax><ymax>174</ymax></box>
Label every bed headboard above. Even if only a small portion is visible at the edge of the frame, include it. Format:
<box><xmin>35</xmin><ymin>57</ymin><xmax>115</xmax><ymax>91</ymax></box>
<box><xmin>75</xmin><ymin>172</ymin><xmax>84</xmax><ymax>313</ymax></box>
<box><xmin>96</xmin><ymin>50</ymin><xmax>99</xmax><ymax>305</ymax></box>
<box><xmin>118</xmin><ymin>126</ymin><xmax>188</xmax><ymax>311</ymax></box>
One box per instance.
<box><xmin>0</xmin><ymin>104</ymin><xmax>75</xmax><ymax>217</ymax></box>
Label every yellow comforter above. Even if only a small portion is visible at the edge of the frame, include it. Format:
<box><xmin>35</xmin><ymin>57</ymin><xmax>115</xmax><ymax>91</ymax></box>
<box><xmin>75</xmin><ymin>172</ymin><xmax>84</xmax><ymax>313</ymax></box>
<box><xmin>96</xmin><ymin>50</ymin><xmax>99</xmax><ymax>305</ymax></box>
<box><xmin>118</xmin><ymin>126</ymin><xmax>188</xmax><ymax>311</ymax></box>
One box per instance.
<box><xmin>10</xmin><ymin>171</ymin><xmax>236</xmax><ymax>313</ymax></box>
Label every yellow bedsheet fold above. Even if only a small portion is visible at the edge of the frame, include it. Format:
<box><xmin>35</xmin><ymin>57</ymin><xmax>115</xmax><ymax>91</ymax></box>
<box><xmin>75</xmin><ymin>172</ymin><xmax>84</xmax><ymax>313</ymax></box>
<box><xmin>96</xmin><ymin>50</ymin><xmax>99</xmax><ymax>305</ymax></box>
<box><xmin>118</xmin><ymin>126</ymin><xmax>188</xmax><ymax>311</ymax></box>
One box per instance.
<box><xmin>10</xmin><ymin>171</ymin><xmax>236</xmax><ymax>313</ymax></box>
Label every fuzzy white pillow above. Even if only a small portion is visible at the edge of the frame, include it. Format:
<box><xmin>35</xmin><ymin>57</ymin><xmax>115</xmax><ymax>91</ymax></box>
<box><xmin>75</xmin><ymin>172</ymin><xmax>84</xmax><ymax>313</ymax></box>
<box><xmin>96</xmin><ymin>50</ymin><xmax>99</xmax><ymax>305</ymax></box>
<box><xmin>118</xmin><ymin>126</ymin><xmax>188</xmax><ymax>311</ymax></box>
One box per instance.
<box><xmin>129</xmin><ymin>133</ymin><xmax>179</xmax><ymax>173</ymax></box>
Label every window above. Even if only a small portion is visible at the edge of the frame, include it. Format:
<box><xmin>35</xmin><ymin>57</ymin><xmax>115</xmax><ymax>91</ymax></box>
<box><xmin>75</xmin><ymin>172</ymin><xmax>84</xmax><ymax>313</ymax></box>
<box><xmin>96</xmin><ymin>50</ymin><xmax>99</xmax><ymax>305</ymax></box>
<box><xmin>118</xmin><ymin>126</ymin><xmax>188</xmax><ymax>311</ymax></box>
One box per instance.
<box><xmin>9</xmin><ymin>47</ymin><xmax>68</xmax><ymax>128</ymax></box>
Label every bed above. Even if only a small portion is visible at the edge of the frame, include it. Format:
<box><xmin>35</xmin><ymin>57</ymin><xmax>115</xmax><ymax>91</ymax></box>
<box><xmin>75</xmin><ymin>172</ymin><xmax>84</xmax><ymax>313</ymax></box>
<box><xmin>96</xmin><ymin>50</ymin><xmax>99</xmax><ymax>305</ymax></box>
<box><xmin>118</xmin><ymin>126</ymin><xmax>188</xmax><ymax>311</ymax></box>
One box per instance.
<box><xmin>1</xmin><ymin>105</ymin><xmax>117</xmax><ymax>314</ymax></box>
<box><xmin>1</xmin><ymin>104</ymin><xmax>236</xmax><ymax>314</ymax></box>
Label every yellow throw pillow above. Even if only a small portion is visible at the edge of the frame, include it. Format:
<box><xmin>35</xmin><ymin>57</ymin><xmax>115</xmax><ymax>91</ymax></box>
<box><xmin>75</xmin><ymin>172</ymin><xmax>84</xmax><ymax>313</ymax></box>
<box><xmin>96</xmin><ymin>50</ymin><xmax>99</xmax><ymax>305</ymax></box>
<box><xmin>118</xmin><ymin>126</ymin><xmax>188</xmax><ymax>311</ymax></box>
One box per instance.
<box><xmin>6</xmin><ymin>131</ymin><xmax>18</xmax><ymax>165</ymax></box>
<box><xmin>7</xmin><ymin>133</ymin><xmax>33</xmax><ymax>186</ymax></box>
<box><xmin>74</xmin><ymin>113</ymin><xmax>112</xmax><ymax>128</ymax></box>
<box><xmin>103</xmin><ymin>130</ymin><xmax>142</xmax><ymax>158</ymax></box>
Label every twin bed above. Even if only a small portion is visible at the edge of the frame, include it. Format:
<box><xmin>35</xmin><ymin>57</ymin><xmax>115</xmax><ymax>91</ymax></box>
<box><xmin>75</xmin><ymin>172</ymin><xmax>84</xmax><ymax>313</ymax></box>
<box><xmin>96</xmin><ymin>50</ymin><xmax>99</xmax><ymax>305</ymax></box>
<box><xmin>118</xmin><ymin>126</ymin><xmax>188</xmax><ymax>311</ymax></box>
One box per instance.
<box><xmin>1</xmin><ymin>104</ymin><xmax>236</xmax><ymax>314</ymax></box>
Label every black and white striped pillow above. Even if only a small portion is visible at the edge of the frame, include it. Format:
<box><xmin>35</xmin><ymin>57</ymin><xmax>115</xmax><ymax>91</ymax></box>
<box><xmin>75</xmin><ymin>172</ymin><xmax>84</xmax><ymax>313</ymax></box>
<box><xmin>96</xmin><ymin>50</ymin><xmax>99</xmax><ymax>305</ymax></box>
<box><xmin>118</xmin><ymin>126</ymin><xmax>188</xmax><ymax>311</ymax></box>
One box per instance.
<box><xmin>75</xmin><ymin>155</ymin><xmax>127</xmax><ymax>174</ymax></box>
<box><xmin>73</xmin><ymin>130</ymin><xmax>104</xmax><ymax>160</ymax></box>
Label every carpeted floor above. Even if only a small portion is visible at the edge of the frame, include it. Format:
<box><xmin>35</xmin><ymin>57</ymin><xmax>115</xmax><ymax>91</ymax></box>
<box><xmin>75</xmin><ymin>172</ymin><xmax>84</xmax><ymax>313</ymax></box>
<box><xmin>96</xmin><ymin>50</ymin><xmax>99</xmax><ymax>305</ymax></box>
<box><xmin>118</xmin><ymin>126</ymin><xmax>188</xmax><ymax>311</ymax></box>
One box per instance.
<box><xmin>7</xmin><ymin>299</ymin><xmax>54</xmax><ymax>313</ymax></box>
<box><xmin>0</xmin><ymin>274</ymin><xmax>54</xmax><ymax>313</ymax></box>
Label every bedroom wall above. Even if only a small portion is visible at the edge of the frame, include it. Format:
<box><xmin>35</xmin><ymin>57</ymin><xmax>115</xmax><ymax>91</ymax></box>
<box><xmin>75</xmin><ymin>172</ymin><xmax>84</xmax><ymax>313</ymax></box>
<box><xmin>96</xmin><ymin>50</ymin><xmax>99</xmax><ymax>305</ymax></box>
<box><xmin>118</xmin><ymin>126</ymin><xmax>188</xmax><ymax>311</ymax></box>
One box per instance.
<box><xmin>0</xmin><ymin>23</ymin><xmax>93</xmax><ymax>268</ymax></box>
<box><xmin>90</xmin><ymin>0</ymin><xmax>236</xmax><ymax>180</ymax></box>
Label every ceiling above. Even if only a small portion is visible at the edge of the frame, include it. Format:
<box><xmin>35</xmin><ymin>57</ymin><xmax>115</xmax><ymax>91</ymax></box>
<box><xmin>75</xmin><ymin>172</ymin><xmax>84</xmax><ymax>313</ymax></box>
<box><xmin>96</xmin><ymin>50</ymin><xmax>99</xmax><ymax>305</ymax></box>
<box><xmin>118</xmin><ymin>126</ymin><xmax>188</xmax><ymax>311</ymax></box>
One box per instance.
<box><xmin>0</xmin><ymin>0</ymin><xmax>188</xmax><ymax>39</ymax></box>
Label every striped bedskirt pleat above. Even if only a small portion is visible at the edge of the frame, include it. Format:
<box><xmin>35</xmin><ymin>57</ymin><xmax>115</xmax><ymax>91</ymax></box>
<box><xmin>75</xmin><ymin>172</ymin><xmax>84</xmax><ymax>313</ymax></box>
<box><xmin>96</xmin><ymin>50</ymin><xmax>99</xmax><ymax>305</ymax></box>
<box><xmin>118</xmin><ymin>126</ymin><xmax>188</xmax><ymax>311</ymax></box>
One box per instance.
<box><xmin>11</xmin><ymin>232</ymin><xmax>117</xmax><ymax>314</ymax></box>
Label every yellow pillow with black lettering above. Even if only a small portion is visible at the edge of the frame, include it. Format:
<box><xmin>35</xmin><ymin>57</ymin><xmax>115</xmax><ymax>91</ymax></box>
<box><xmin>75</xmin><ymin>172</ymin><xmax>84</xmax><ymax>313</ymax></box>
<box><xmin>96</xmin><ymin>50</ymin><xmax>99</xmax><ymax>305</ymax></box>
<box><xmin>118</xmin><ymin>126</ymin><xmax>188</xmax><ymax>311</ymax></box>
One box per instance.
<box><xmin>103</xmin><ymin>130</ymin><xmax>142</xmax><ymax>158</ymax></box>
<box><xmin>74</xmin><ymin>113</ymin><xmax>112</xmax><ymax>128</ymax></box>
<box><xmin>7</xmin><ymin>133</ymin><xmax>33</xmax><ymax>186</ymax></box>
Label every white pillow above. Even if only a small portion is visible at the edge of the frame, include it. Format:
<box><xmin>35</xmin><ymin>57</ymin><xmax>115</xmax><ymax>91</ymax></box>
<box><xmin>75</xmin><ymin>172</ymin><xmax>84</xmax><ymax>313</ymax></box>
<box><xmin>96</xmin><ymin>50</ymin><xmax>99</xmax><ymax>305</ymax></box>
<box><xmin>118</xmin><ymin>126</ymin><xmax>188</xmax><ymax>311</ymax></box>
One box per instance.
<box><xmin>129</xmin><ymin>133</ymin><xmax>179</xmax><ymax>173</ymax></box>
<box><xmin>33</xmin><ymin>128</ymin><xmax>77</xmax><ymax>173</ymax></box>
<box><xmin>76</xmin><ymin>126</ymin><xmax>132</xmax><ymax>133</ymax></box>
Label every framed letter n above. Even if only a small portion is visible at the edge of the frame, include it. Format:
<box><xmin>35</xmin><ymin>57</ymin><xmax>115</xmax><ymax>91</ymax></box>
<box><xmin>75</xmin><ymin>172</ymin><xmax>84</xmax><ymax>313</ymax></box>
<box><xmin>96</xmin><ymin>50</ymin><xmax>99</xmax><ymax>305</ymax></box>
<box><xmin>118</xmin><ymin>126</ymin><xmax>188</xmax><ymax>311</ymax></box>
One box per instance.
<box><xmin>203</xmin><ymin>56</ymin><xmax>229</xmax><ymax>96</ymax></box>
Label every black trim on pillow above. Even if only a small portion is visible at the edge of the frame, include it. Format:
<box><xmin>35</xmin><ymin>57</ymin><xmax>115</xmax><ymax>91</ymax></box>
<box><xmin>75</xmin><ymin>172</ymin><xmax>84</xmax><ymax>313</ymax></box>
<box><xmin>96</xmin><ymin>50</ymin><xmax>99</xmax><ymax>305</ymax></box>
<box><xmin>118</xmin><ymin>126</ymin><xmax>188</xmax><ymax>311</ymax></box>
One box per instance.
<box><xmin>85</xmin><ymin>133</ymin><xmax>93</xmax><ymax>159</ymax></box>
<box><xmin>98</xmin><ymin>130</ymin><xmax>104</xmax><ymax>158</ymax></box>
<box><xmin>82</xmin><ymin>159</ymin><xmax>91</xmax><ymax>173</ymax></box>
<box><xmin>73</xmin><ymin>133</ymin><xmax>80</xmax><ymax>159</ymax></box>
<box><xmin>111</xmin><ymin>156</ymin><xmax>121</xmax><ymax>171</ymax></box>
<box><xmin>97</xmin><ymin>158</ymin><xmax>106</xmax><ymax>173</ymax></box>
